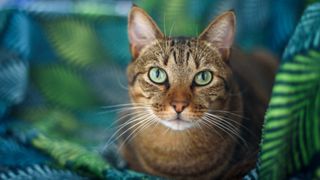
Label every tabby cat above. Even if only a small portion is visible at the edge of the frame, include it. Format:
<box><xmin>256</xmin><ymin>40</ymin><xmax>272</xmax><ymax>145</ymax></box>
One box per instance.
<box><xmin>119</xmin><ymin>5</ymin><xmax>277</xmax><ymax>179</ymax></box>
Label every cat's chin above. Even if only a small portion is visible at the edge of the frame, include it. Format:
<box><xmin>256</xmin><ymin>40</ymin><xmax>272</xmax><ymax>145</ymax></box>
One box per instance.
<box><xmin>159</xmin><ymin>119</ymin><xmax>194</xmax><ymax>131</ymax></box>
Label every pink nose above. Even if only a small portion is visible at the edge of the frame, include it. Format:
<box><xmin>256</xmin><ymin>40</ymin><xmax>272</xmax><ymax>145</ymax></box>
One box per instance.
<box><xmin>170</xmin><ymin>101</ymin><xmax>189</xmax><ymax>113</ymax></box>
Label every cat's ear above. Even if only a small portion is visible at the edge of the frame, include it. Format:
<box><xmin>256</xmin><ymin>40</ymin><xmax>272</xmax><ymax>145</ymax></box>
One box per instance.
<box><xmin>128</xmin><ymin>6</ymin><xmax>164</xmax><ymax>59</ymax></box>
<box><xmin>199</xmin><ymin>11</ymin><xmax>236</xmax><ymax>60</ymax></box>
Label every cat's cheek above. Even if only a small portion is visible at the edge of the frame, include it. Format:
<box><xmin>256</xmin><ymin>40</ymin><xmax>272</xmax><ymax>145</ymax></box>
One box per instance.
<box><xmin>208</xmin><ymin>96</ymin><xmax>229</xmax><ymax>110</ymax></box>
<box><xmin>129</xmin><ymin>85</ymin><xmax>151</xmax><ymax>104</ymax></box>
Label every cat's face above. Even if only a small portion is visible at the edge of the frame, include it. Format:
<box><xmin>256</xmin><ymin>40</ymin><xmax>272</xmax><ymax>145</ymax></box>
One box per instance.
<box><xmin>127</xmin><ymin>6</ymin><xmax>236</xmax><ymax>131</ymax></box>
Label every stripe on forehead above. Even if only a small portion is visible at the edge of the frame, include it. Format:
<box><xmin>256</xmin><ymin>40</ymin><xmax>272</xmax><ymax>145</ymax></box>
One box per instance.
<box><xmin>166</xmin><ymin>37</ymin><xmax>195</xmax><ymax>66</ymax></box>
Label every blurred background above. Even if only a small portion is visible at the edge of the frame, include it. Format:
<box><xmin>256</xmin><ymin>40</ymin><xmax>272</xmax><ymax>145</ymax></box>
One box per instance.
<box><xmin>0</xmin><ymin>0</ymin><xmax>318</xmax><ymax>179</ymax></box>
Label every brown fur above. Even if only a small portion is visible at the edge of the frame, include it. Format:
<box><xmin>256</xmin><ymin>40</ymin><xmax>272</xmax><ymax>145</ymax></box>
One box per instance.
<box><xmin>119</xmin><ymin>6</ymin><xmax>278</xmax><ymax>179</ymax></box>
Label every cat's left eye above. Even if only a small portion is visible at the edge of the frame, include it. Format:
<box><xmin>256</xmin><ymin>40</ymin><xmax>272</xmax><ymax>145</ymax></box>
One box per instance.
<box><xmin>194</xmin><ymin>71</ymin><xmax>213</xmax><ymax>86</ymax></box>
<box><xmin>148</xmin><ymin>67</ymin><xmax>167</xmax><ymax>84</ymax></box>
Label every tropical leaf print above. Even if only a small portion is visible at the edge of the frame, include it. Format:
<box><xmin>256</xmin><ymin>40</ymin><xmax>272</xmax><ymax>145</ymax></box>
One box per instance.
<box><xmin>259</xmin><ymin>3</ymin><xmax>320</xmax><ymax>179</ymax></box>
<box><xmin>0</xmin><ymin>165</ymin><xmax>87</xmax><ymax>180</ymax></box>
<box><xmin>43</xmin><ymin>18</ymin><xmax>107</xmax><ymax>68</ymax></box>
<box><xmin>31</xmin><ymin>65</ymin><xmax>98</xmax><ymax>109</ymax></box>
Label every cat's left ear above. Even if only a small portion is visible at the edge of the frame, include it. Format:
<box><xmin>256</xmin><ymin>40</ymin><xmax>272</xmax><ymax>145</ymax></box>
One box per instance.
<box><xmin>199</xmin><ymin>11</ymin><xmax>236</xmax><ymax>60</ymax></box>
<box><xmin>128</xmin><ymin>6</ymin><xmax>164</xmax><ymax>59</ymax></box>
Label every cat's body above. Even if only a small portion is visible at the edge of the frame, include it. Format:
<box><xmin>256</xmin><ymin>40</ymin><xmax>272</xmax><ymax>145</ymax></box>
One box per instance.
<box><xmin>118</xmin><ymin>6</ymin><xmax>277</xmax><ymax>179</ymax></box>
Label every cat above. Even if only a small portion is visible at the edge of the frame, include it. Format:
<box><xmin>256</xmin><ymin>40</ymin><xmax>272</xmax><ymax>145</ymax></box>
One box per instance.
<box><xmin>118</xmin><ymin>5</ymin><xmax>277</xmax><ymax>179</ymax></box>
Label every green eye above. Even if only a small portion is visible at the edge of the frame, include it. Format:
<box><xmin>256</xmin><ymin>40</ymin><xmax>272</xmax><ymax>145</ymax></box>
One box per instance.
<box><xmin>194</xmin><ymin>71</ymin><xmax>213</xmax><ymax>86</ymax></box>
<box><xmin>148</xmin><ymin>67</ymin><xmax>167</xmax><ymax>84</ymax></box>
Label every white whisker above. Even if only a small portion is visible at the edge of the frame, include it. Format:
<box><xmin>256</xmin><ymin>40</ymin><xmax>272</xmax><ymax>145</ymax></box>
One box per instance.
<box><xmin>101</xmin><ymin>103</ymin><xmax>145</xmax><ymax>108</ymax></box>
<box><xmin>204</xmin><ymin>113</ymin><xmax>248</xmax><ymax>148</ymax></box>
<box><xmin>99</xmin><ymin>106</ymin><xmax>150</xmax><ymax>114</ymax></box>
<box><xmin>202</xmin><ymin>116</ymin><xmax>236</xmax><ymax>141</ymax></box>
<box><xmin>198</xmin><ymin>119</ymin><xmax>224</xmax><ymax>140</ymax></box>
<box><xmin>104</xmin><ymin>112</ymin><xmax>150</xmax><ymax>150</ymax></box>
<box><xmin>169</xmin><ymin>22</ymin><xmax>176</xmax><ymax>37</ymax></box>
<box><xmin>118</xmin><ymin>116</ymin><xmax>155</xmax><ymax>150</ymax></box>
<box><xmin>208</xmin><ymin>112</ymin><xmax>255</xmax><ymax>137</ymax></box>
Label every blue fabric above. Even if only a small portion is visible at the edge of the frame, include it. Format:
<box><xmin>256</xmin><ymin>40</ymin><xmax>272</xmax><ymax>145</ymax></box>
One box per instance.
<box><xmin>0</xmin><ymin>0</ymin><xmax>318</xmax><ymax>179</ymax></box>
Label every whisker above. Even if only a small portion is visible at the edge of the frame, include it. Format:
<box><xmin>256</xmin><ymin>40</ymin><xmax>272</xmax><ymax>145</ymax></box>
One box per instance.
<box><xmin>104</xmin><ymin>110</ymin><xmax>144</xmax><ymax>132</ymax></box>
<box><xmin>104</xmin><ymin>113</ymin><xmax>150</xmax><ymax>150</ymax></box>
<box><xmin>163</xmin><ymin>12</ymin><xmax>167</xmax><ymax>37</ymax></box>
<box><xmin>99</xmin><ymin>106</ymin><xmax>150</xmax><ymax>114</ymax></box>
<box><xmin>118</xmin><ymin>116</ymin><xmax>155</xmax><ymax>150</ymax></box>
<box><xmin>100</xmin><ymin>109</ymin><xmax>148</xmax><ymax>138</ymax></box>
<box><xmin>198</xmin><ymin>119</ymin><xmax>224</xmax><ymax>140</ymax></box>
<box><xmin>210</xmin><ymin>110</ymin><xmax>249</xmax><ymax>120</ymax></box>
<box><xmin>114</xmin><ymin>118</ymin><xmax>148</xmax><ymax>143</ymax></box>
<box><xmin>101</xmin><ymin>103</ymin><xmax>148</xmax><ymax>109</ymax></box>
<box><xmin>209</xmin><ymin>113</ymin><xmax>256</xmax><ymax>137</ymax></box>
<box><xmin>113</xmin><ymin>112</ymin><xmax>150</xmax><ymax>137</ymax></box>
<box><xmin>125</xmin><ymin>118</ymin><xmax>154</xmax><ymax>144</ymax></box>
<box><xmin>205</xmin><ymin>113</ymin><xmax>241</xmax><ymax>130</ymax></box>
<box><xmin>110</xmin><ymin>110</ymin><xmax>149</xmax><ymax>129</ymax></box>
<box><xmin>202</xmin><ymin>116</ymin><xmax>236</xmax><ymax>141</ymax></box>
<box><xmin>203</xmin><ymin>115</ymin><xmax>247</xmax><ymax>147</ymax></box>
<box><xmin>204</xmin><ymin>114</ymin><xmax>248</xmax><ymax>148</ymax></box>
<box><xmin>169</xmin><ymin>22</ymin><xmax>176</xmax><ymax>38</ymax></box>
<box><xmin>205</xmin><ymin>112</ymin><xmax>256</xmax><ymax>138</ymax></box>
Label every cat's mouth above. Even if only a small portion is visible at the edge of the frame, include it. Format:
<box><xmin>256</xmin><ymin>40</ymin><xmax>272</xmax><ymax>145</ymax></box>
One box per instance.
<box><xmin>159</xmin><ymin>117</ymin><xmax>194</xmax><ymax>131</ymax></box>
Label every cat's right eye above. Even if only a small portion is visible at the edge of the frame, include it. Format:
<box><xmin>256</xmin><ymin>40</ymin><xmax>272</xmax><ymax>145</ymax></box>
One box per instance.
<box><xmin>148</xmin><ymin>67</ymin><xmax>167</xmax><ymax>84</ymax></box>
<box><xmin>194</xmin><ymin>71</ymin><xmax>213</xmax><ymax>86</ymax></box>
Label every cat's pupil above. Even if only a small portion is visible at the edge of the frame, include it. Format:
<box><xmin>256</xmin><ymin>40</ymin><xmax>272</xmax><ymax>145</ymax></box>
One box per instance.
<box><xmin>201</xmin><ymin>72</ymin><xmax>206</xmax><ymax>80</ymax></box>
<box><xmin>156</xmin><ymin>69</ymin><xmax>160</xmax><ymax>78</ymax></box>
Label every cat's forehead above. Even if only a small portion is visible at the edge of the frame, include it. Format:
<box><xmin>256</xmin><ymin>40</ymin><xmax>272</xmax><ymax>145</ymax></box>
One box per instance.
<box><xmin>168</xmin><ymin>36</ymin><xmax>195</xmax><ymax>46</ymax></box>
<box><xmin>135</xmin><ymin>37</ymin><xmax>224</xmax><ymax>73</ymax></box>
<box><xmin>165</xmin><ymin>37</ymin><xmax>196</xmax><ymax>66</ymax></box>
<box><xmin>167</xmin><ymin>37</ymin><xmax>196</xmax><ymax>51</ymax></box>
<box><xmin>163</xmin><ymin>37</ymin><xmax>222</xmax><ymax>68</ymax></box>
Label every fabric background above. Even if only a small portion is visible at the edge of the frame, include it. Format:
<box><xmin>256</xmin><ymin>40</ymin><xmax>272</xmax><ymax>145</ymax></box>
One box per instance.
<box><xmin>0</xmin><ymin>0</ymin><xmax>319</xmax><ymax>179</ymax></box>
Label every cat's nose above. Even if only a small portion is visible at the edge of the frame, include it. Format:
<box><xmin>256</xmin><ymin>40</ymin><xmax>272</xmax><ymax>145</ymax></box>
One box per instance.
<box><xmin>170</xmin><ymin>101</ymin><xmax>189</xmax><ymax>113</ymax></box>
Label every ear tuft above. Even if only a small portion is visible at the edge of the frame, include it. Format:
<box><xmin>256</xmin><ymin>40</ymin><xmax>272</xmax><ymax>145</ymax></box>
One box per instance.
<box><xmin>128</xmin><ymin>6</ymin><xmax>163</xmax><ymax>59</ymax></box>
<box><xmin>199</xmin><ymin>11</ymin><xmax>236</xmax><ymax>59</ymax></box>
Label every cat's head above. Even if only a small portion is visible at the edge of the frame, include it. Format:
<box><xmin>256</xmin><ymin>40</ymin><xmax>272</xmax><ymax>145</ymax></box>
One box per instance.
<box><xmin>127</xmin><ymin>6</ymin><xmax>238</xmax><ymax>131</ymax></box>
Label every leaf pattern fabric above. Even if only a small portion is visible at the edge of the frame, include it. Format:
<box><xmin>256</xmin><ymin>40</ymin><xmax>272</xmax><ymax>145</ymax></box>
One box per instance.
<box><xmin>259</xmin><ymin>3</ymin><xmax>320</xmax><ymax>179</ymax></box>
<box><xmin>0</xmin><ymin>0</ymin><xmax>318</xmax><ymax>179</ymax></box>
<box><xmin>0</xmin><ymin>165</ymin><xmax>87</xmax><ymax>180</ymax></box>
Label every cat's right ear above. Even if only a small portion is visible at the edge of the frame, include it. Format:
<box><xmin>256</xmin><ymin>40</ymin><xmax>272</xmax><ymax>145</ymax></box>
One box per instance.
<box><xmin>128</xmin><ymin>6</ymin><xmax>164</xmax><ymax>59</ymax></box>
<box><xmin>199</xmin><ymin>11</ymin><xmax>236</xmax><ymax>61</ymax></box>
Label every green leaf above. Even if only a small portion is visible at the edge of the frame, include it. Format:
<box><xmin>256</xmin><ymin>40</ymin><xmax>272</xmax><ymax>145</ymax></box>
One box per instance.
<box><xmin>32</xmin><ymin>134</ymin><xmax>110</xmax><ymax>179</ymax></box>
<box><xmin>32</xmin><ymin>65</ymin><xmax>97</xmax><ymax>109</ymax></box>
<box><xmin>43</xmin><ymin>18</ymin><xmax>107</xmax><ymax>67</ymax></box>
<box><xmin>259</xmin><ymin>50</ymin><xmax>320</xmax><ymax>178</ymax></box>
